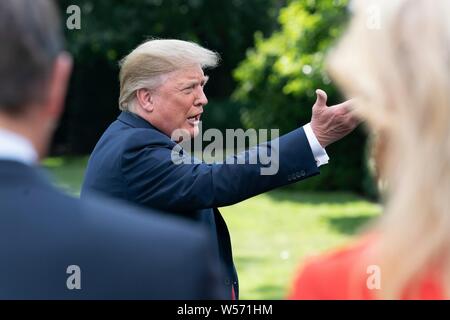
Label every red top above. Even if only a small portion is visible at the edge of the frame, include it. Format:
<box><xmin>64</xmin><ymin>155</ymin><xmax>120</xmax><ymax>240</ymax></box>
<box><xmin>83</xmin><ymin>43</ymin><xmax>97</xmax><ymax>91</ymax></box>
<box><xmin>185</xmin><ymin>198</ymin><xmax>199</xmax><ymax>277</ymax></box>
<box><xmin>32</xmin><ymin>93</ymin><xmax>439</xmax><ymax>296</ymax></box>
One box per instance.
<box><xmin>288</xmin><ymin>237</ymin><xmax>444</xmax><ymax>300</ymax></box>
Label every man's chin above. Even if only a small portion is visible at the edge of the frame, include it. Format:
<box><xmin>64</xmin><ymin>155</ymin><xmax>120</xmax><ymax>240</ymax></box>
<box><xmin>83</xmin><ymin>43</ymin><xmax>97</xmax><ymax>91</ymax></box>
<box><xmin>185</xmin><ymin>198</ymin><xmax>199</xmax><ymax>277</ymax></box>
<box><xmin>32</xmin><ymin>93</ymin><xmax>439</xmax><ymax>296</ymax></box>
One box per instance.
<box><xmin>170</xmin><ymin>126</ymin><xmax>199</xmax><ymax>142</ymax></box>
<box><xmin>184</xmin><ymin>124</ymin><xmax>200</xmax><ymax>139</ymax></box>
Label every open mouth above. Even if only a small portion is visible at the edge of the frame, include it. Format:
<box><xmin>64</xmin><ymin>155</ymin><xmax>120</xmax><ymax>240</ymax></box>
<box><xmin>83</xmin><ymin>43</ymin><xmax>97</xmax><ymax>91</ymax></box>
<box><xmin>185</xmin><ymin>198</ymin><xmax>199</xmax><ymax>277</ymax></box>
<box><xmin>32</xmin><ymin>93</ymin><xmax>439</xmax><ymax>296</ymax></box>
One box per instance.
<box><xmin>187</xmin><ymin>114</ymin><xmax>201</xmax><ymax>125</ymax></box>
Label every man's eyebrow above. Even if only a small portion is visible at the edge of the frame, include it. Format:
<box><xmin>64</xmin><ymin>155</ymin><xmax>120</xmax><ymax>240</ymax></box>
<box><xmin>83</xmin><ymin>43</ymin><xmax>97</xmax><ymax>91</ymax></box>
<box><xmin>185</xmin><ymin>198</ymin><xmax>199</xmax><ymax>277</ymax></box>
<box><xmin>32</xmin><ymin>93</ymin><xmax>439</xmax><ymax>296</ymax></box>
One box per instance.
<box><xmin>181</xmin><ymin>76</ymin><xmax>209</xmax><ymax>87</ymax></box>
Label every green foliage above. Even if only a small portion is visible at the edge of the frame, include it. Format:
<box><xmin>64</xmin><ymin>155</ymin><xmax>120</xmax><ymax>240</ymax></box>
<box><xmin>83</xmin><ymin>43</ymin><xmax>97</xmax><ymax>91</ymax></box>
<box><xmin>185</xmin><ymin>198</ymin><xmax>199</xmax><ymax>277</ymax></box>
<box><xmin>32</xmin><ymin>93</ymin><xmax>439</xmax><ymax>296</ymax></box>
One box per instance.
<box><xmin>201</xmin><ymin>99</ymin><xmax>244</xmax><ymax>132</ymax></box>
<box><xmin>60</xmin><ymin>0</ymin><xmax>281</xmax><ymax>96</ymax></box>
<box><xmin>234</xmin><ymin>0</ymin><xmax>350</xmax><ymax>130</ymax></box>
<box><xmin>233</xmin><ymin>0</ymin><xmax>373</xmax><ymax>194</ymax></box>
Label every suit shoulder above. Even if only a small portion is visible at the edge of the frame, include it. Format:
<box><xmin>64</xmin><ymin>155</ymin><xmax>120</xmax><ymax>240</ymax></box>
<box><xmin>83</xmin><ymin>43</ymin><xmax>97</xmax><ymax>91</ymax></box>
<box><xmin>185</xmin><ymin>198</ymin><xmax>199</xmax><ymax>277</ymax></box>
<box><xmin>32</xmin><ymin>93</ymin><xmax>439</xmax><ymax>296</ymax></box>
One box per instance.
<box><xmin>80</xmin><ymin>194</ymin><xmax>209</xmax><ymax>246</ymax></box>
<box><xmin>38</xmin><ymin>186</ymin><xmax>209</xmax><ymax>252</ymax></box>
<box><xmin>105</xmin><ymin>120</ymin><xmax>173</xmax><ymax>149</ymax></box>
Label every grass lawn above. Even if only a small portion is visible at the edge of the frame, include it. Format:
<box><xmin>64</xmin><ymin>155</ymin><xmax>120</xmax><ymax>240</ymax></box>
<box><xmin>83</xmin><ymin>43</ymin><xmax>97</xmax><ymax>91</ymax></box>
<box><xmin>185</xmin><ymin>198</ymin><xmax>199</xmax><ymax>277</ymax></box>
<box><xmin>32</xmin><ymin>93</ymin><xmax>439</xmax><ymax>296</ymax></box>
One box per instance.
<box><xmin>43</xmin><ymin>156</ymin><xmax>381</xmax><ymax>299</ymax></box>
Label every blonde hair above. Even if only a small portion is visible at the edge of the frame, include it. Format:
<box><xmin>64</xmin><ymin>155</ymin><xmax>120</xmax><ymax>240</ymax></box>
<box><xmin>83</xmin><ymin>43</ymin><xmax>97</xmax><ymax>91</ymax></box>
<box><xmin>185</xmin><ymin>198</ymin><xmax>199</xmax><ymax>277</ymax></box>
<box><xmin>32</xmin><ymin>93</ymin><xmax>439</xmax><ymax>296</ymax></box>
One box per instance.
<box><xmin>118</xmin><ymin>39</ymin><xmax>220</xmax><ymax>110</ymax></box>
<box><xmin>328</xmin><ymin>0</ymin><xmax>450</xmax><ymax>298</ymax></box>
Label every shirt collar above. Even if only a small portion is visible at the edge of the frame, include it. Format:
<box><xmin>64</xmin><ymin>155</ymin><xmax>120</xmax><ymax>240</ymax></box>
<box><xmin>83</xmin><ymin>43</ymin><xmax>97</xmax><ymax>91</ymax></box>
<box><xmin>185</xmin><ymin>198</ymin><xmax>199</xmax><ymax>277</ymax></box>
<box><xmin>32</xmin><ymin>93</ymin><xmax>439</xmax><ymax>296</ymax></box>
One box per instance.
<box><xmin>0</xmin><ymin>128</ymin><xmax>38</xmax><ymax>165</ymax></box>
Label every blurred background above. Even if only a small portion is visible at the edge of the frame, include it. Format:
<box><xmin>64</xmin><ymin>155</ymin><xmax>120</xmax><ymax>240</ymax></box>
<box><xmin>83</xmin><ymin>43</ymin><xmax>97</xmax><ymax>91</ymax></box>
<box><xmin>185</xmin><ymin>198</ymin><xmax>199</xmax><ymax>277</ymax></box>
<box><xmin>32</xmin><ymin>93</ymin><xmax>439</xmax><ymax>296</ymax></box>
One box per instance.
<box><xmin>47</xmin><ymin>0</ymin><xmax>381</xmax><ymax>299</ymax></box>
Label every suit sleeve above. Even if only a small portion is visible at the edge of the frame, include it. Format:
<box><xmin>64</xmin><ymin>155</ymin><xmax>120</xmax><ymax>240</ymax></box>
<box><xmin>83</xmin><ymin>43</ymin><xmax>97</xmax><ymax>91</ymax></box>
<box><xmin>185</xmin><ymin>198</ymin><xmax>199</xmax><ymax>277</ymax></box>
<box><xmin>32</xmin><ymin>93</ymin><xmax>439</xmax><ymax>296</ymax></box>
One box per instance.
<box><xmin>121</xmin><ymin>127</ymin><xmax>319</xmax><ymax>212</ymax></box>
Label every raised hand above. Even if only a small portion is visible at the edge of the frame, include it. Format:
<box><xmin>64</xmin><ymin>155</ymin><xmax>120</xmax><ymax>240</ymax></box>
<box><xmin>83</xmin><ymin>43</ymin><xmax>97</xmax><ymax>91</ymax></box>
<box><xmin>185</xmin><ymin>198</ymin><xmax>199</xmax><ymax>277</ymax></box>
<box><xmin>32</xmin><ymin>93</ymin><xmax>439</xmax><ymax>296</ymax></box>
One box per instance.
<box><xmin>310</xmin><ymin>89</ymin><xmax>361</xmax><ymax>148</ymax></box>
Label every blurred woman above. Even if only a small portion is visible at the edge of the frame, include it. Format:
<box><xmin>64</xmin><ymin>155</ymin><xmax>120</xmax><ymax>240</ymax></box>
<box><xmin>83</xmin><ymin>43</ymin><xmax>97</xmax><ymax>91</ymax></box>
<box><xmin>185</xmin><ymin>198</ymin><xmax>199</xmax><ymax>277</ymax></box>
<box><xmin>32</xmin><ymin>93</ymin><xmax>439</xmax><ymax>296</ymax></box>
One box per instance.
<box><xmin>289</xmin><ymin>0</ymin><xmax>450</xmax><ymax>299</ymax></box>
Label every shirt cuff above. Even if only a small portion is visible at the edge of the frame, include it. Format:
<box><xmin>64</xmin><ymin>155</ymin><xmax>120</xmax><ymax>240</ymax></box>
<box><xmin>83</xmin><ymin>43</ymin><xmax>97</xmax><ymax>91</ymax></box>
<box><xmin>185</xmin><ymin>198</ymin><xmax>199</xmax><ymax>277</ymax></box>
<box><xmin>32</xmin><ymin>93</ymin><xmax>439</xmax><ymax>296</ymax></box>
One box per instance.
<box><xmin>303</xmin><ymin>123</ymin><xmax>329</xmax><ymax>167</ymax></box>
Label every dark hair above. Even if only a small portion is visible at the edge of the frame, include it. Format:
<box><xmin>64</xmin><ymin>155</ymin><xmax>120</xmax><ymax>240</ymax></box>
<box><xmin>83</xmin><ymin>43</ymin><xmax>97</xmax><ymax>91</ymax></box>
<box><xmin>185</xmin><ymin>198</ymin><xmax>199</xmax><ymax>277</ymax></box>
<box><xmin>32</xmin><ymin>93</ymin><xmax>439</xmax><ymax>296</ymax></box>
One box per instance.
<box><xmin>0</xmin><ymin>0</ymin><xmax>63</xmax><ymax>115</ymax></box>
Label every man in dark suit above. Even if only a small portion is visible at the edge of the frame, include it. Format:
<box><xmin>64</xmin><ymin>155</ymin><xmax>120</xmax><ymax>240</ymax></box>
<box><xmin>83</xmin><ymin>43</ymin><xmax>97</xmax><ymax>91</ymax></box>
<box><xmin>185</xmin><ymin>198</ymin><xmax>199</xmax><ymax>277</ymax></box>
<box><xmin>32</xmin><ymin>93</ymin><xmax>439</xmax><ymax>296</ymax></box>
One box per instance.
<box><xmin>0</xmin><ymin>0</ymin><xmax>226</xmax><ymax>299</ymax></box>
<box><xmin>82</xmin><ymin>41</ymin><xmax>359</xmax><ymax>298</ymax></box>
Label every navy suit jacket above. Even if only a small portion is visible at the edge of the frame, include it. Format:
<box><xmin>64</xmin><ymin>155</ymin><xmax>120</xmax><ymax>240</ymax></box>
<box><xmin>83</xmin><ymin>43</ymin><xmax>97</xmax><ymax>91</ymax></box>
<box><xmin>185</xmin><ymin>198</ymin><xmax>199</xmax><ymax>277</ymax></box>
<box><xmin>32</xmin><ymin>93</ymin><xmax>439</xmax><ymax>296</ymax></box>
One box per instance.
<box><xmin>0</xmin><ymin>160</ymin><xmax>226</xmax><ymax>299</ymax></box>
<box><xmin>82</xmin><ymin>111</ymin><xmax>320</xmax><ymax>298</ymax></box>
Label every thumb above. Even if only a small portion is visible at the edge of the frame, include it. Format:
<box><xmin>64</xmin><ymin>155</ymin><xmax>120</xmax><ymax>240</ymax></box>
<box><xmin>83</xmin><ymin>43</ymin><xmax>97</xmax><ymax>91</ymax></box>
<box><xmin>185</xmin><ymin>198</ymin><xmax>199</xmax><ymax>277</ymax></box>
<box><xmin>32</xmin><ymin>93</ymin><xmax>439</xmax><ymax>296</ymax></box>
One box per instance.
<box><xmin>314</xmin><ymin>89</ymin><xmax>328</xmax><ymax>108</ymax></box>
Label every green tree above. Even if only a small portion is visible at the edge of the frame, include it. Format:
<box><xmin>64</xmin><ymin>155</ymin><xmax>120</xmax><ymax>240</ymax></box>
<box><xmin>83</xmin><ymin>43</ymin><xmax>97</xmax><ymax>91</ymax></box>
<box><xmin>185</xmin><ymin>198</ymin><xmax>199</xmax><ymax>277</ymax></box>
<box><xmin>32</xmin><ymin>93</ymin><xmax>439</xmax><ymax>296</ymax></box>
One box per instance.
<box><xmin>233</xmin><ymin>0</ymin><xmax>372</xmax><ymax>194</ymax></box>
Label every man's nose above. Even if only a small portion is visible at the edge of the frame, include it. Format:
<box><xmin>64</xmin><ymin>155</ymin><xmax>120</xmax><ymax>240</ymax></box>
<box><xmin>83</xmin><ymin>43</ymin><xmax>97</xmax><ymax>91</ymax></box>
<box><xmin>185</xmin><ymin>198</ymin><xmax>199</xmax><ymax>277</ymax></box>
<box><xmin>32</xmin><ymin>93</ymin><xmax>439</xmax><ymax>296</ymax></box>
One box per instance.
<box><xmin>195</xmin><ymin>88</ymin><xmax>208</xmax><ymax>106</ymax></box>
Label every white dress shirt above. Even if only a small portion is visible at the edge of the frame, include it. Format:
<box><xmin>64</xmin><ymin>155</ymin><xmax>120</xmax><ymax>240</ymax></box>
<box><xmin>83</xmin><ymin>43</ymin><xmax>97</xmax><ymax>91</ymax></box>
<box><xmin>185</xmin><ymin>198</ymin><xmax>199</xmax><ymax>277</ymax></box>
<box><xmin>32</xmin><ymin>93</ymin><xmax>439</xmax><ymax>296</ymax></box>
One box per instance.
<box><xmin>303</xmin><ymin>123</ymin><xmax>329</xmax><ymax>167</ymax></box>
<box><xmin>0</xmin><ymin>128</ymin><xmax>38</xmax><ymax>165</ymax></box>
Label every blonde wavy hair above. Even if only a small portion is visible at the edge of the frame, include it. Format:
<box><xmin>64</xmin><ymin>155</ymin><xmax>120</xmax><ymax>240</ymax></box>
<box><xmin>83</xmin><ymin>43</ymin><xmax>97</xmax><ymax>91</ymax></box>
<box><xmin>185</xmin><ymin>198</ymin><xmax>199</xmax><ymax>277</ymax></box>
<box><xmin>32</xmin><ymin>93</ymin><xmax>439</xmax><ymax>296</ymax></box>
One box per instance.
<box><xmin>118</xmin><ymin>39</ymin><xmax>219</xmax><ymax>111</ymax></box>
<box><xmin>328</xmin><ymin>0</ymin><xmax>450</xmax><ymax>298</ymax></box>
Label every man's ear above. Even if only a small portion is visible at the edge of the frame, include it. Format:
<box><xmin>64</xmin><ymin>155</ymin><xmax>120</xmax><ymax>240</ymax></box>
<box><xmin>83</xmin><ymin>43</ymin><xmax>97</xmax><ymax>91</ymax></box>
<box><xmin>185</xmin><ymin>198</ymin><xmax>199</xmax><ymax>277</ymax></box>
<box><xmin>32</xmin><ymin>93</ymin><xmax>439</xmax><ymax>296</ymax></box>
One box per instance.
<box><xmin>44</xmin><ymin>52</ymin><xmax>73</xmax><ymax>121</ymax></box>
<box><xmin>136</xmin><ymin>88</ymin><xmax>154</xmax><ymax>112</ymax></box>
